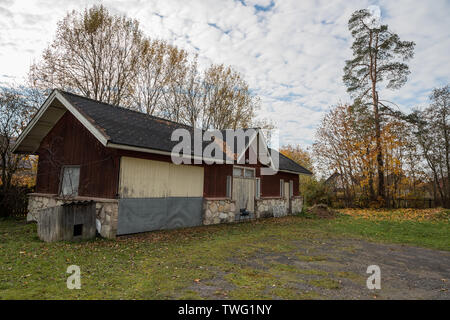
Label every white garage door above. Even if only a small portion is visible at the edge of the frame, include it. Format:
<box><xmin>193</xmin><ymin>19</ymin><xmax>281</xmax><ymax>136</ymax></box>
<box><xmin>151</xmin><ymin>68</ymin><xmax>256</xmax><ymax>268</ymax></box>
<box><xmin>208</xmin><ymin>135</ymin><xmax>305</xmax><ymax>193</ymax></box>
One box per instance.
<box><xmin>119</xmin><ymin>156</ymin><xmax>204</xmax><ymax>198</ymax></box>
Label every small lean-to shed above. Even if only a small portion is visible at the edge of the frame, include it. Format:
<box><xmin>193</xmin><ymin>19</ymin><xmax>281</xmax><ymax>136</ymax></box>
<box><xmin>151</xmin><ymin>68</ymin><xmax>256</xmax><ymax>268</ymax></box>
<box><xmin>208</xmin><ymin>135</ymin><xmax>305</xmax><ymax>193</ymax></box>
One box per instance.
<box><xmin>37</xmin><ymin>201</ymin><xmax>96</xmax><ymax>242</ymax></box>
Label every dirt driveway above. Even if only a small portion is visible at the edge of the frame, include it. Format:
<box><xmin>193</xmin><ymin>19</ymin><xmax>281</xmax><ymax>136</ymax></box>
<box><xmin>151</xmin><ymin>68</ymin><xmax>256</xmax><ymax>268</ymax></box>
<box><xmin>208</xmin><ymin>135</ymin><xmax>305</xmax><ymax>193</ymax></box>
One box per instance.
<box><xmin>191</xmin><ymin>238</ymin><xmax>450</xmax><ymax>300</ymax></box>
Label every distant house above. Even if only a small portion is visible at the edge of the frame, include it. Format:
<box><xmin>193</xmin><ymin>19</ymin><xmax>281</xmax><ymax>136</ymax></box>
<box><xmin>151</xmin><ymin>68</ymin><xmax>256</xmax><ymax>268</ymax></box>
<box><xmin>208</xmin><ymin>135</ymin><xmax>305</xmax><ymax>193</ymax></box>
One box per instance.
<box><xmin>324</xmin><ymin>172</ymin><xmax>345</xmax><ymax>194</ymax></box>
<box><xmin>13</xmin><ymin>90</ymin><xmax>311</xmax><ymax>238</ymax></box>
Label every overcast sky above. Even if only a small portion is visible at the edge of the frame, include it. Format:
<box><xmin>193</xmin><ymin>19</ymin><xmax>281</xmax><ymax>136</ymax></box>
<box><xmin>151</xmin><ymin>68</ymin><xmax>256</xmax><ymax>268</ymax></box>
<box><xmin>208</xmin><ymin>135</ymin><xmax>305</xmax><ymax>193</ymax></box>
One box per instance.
<box><xmin>1</xmin><ymin>0</ymin><xmax>449</xmax><ymax>147</ymax></box>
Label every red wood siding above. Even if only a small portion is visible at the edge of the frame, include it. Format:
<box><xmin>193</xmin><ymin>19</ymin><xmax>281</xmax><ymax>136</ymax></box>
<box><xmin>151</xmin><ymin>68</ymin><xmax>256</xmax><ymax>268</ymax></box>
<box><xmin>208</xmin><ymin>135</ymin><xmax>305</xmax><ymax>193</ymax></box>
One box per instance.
<box><xmin>203</xmin><ymin>164</ymin><xmax>232</xmax><ymax>198</ymax></box>
<box><xmin>35</xmin><ymin>112</ymin><xmax>120</xmax><ymax>198</ymax></box>
<box><xmin>260</xmin><ymin>171</ymin><xmax>299</xmax><ymax>198</ymax></box>
<box><xmin>203</xmin><ymin>162</ymin><xmax>300</xmax><ymax>198</ymax></box>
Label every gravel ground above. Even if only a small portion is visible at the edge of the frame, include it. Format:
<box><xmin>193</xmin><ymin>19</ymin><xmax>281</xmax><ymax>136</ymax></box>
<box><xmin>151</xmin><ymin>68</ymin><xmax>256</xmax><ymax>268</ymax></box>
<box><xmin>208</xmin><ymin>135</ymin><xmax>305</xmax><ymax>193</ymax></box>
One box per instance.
<box><xmin>191</xmin><ymin>238</ymin><xmax>450</xmax><ymax>300</ymax></box>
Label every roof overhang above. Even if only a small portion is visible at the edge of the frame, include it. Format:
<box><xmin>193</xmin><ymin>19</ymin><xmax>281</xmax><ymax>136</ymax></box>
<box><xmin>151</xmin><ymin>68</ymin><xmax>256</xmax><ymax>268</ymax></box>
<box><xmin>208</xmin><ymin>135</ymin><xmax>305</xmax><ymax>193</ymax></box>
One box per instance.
<box><xmin>12</xmin><ymin>90</ymin><xmax>108</xmax><ymax>154</ymax></box>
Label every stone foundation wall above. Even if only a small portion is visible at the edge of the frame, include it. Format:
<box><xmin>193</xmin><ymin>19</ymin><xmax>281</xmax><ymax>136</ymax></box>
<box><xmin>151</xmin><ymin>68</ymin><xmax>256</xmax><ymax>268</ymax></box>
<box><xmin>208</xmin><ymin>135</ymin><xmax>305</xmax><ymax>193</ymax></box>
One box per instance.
<box><xmin>203</xmin><ymin>198</ymin><xmax>236</xmax><ymax>225</ymax></box>
<box><xmin>95</xmin><ymin>201</ymin><xmax>119</xmax><ymax>238</ymax></box>
<box><xmin>27</xmin><ymin>193</ymin><xmax>118</xmax><ymax>239</ymax></box>
<box><xmin>27</xmin><ymin>194</ymin><xmax>64</xmax><ymax>222</ymax></box>
<box><xmin>255</xmin><ymin>197</ymin><xmax>289</xmax><ymax>218</ymax></box>
<box><xmin>290</xmin><ymin>196</ymin><xmax>304</xmax><ymax>214</ymax></box>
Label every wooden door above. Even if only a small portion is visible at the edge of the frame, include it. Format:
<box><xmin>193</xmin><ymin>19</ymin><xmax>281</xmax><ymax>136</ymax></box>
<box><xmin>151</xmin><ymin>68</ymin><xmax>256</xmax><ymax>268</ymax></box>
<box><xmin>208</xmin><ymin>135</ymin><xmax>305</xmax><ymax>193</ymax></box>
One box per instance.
<box><xmin>232</xmin><ymin>177</ymin><xmax>255</xmax><ymax>213</ymax></box>
<box><xmin>284</xmin><ymin>182</ymin><xmax>290</xmax><ymax>200</ymax></box>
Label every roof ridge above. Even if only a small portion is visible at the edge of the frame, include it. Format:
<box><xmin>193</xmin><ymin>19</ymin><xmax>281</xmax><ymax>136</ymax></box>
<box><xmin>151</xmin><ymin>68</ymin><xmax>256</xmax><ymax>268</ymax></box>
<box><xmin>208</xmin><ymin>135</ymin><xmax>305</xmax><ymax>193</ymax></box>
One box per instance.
<box><xmin>58</xmin><ymin>89</ymin><xmax>195</xmax><ymax>130</ymax></box>
<box><xmin>58</xmin><ymin>90</ymin><xmax>262</xmax><ymax>133</ymax></box>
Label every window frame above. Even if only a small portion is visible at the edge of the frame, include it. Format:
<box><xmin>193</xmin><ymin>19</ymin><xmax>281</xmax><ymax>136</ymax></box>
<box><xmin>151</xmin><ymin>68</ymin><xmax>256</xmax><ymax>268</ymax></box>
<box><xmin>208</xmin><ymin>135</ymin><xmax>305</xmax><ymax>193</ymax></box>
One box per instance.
<box><xmin>226</xmin><ymin>175</ymin><xmax>232</xmax><ymax>198</ymax></box>
<box><xmin>59</xmin><ymin>165</ymin><xmax>81</xmax><ymax>197</ymax></box>
<box><xmin>280</xmin><ymin>179</ymin><xmax>284</xmax><ymax>198</ymax></box>
<box><xmin>232</xmin><ymin>167</ymin><xmax>244</xmax><ymax>177</ymax></box>
<box><xmin>233</xmin><ymin>165</ymin><xmax>255</xmax><ymax>179</ymax></box>
<box><xmin>290</xmin><ymin>180</ymin><xmax>294</xmax><ymax>198</ymax></box>
<box><xmin>255</xmin><ymin>178</ymin><xmax>261</xmax><ymax>199</ymax></box>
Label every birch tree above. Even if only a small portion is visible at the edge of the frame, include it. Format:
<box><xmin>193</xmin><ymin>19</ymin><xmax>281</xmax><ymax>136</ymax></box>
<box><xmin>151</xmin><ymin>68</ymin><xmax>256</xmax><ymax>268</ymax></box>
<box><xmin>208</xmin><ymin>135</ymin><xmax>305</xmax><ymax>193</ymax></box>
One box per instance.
<box><xmin>29</xmin><ymin>5</ymin><xmax>144</xmax><ymax>107</ymax></box>
<box><xmin>411</xmin><ymin>85</ymin><xmax>450</xmax><ymax>207</ymax></box>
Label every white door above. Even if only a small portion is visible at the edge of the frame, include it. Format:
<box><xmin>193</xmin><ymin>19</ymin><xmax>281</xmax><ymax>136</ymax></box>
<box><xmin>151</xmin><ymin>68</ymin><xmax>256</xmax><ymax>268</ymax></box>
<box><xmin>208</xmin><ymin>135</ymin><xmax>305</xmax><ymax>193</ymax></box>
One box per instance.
<box><xmin>232</xmin><ymin>177</ymin><xmax>255</xmax><ymax>213</ymax></box>
<box><xmin>284</xmin><ymin>182</ymin><xmax>290</xmax><ymax>200</ymax></box>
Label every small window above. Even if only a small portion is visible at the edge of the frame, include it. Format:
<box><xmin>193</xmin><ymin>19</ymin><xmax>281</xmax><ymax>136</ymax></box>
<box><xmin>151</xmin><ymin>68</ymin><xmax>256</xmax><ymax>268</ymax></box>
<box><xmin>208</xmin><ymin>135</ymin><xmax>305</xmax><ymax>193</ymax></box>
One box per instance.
<box><xmin>244</xmin><ymin>168</ymin><xmax>255</xmax><ymax>178</ymax></box>
<box><xmin>226</xmin><ymin>176</ymin><xmax>232</xmax><ymax>198</ymax></box>
<box><xmin>73</xmin><ymin>224</ymin><xmax>83</xmax><ymax>237</ymax></box>
<box><xmin>256</xmin><ymin>178</ymin><xmax>261</xmax><ymax>199</ymax></box>
<box><xmin>280</xmin><ymin>179</ymin><xmax>284</xmax><ymax>197</ymax></box>
<box><xmin>233</xmin><ymin>167</ymin><xmax>243</xmax><ymax>177</ymax></box>
<box><xmin>60</xmin><ymin>166</ymin><xmax>80</xmax><ymax>197</ymax></box>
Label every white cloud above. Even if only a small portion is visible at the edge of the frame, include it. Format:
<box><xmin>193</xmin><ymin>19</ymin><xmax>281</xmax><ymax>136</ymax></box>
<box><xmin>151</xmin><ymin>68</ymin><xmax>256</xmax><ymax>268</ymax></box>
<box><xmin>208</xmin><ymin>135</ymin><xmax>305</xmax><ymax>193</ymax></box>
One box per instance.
<box><xmin>0</xmin><ymin>0</ymin><xmax>449</xmax><ymax>146</ymax></box>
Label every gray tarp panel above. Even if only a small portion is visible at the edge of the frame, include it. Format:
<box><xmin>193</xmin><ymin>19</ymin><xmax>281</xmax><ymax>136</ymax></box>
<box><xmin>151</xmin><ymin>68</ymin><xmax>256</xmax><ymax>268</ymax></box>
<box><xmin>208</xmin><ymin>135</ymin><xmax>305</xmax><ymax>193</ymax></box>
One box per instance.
<box><xmin>117</xmin><ymin>197</ymin><xmax>203</xmax><ymax>235</ymax></box>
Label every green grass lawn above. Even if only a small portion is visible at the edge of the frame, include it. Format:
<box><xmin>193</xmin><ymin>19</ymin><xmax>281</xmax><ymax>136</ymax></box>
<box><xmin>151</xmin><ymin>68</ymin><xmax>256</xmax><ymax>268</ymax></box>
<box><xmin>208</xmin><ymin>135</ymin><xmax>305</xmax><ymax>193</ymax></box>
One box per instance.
<box><xmin>0</xmin><ymin>210</ymin><xmax>448</xmax><ymax>300</ymax></box>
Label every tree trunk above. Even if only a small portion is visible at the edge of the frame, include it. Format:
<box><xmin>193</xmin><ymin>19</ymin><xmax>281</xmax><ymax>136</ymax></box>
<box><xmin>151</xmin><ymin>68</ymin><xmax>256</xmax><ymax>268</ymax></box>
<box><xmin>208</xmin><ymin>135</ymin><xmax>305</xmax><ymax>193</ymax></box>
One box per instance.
<box><xmin>373</xmin><ymin>88</ymin><xmax>385</xmax><ymax>203</ymax></box>
<box><xmin>1</xmin><ymin>153</ymin><xmax>6</xmax><ymax>193</ymax></box>
<box><xmin>369</xmin><ymin>31</ymin><xmax>385</xmax><ymax>205</ymax></box>
<box><xmin>442</xmin><ymin>106</ymin><xmax>450</xmax><ymax>208</ymax></box>
<box><xmin>433</xmin><ymin>169</ymin><xmax>444</xmax><ymax>206</ymax></box>
<box><xmin>367</xmin><ymin>147</ymin><xmax>375</xmax><ymax>201</ymax></box>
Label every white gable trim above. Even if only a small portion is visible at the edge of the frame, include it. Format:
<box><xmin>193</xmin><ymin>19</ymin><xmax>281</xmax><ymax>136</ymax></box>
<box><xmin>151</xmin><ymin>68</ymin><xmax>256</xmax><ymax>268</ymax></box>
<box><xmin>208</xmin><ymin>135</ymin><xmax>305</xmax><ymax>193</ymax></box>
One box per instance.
<box><xmin>55</xmin><ymin>91</ymin><xmax>108</xmax><ymax>146</ymax></box>
<box><xmin>258</xmin><ymin>130</ymin><xmax>280</xmax><ymax>173</ymax></box>
<box><xmin>236</xmin><ymin>129</ymin><xmax>258</xmax><ymax>163</ymax></box>
<box><xmin>12</xmin><ymin>90</ymin><xmax>109</xmax><ymax>154</ymax></box>
<box><xmin>236</xmin><ymin>129</ymin><xmax>277</xmax><ymax>172</ymax></box>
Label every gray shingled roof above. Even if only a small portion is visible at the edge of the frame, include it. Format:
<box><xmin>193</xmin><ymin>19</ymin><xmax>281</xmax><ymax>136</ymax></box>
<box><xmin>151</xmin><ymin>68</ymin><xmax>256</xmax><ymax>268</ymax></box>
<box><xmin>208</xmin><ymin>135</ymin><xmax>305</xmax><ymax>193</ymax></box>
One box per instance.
<box><xmin>60</xmin><ymin>90</ymin><xmax>312</xmax><ymax>175</ymax></box>
<box><xmin>61</xmin><ymin>90</ymin><xmax>200</xmax><ymax>154</ymax></box>
<box><xmin>271</xmin><ymin>149</ymin><xmax>312</xmax><ymax>175</ymax></box>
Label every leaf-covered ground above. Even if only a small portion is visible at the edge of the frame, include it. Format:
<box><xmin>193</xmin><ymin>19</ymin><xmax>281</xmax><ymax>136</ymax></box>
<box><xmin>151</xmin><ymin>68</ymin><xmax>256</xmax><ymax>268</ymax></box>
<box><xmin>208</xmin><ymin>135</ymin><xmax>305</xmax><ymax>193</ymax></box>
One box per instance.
<box><xmin>0</xmin><ymin>208</ymin><xmax>449</xmax><ymax>299</ymax></box>
<box><xmin>339</xmin><ymin>207</ymin><xmax>450</xmax><ymax>222</ymax></box>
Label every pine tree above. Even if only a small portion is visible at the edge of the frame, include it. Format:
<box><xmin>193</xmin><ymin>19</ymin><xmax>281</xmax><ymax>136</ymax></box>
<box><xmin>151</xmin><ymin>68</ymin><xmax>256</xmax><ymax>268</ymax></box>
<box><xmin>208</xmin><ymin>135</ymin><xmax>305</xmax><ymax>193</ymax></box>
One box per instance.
<box><xmin>343</xmin><ymin>9</ymin><xmax>415</xmax><ymax>203</ymax></box>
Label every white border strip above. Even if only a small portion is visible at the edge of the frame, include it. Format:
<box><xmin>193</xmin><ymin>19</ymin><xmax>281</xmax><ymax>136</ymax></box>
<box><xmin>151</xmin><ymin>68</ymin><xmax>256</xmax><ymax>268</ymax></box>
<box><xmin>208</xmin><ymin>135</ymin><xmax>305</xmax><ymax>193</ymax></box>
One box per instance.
<box><xmin>55</xmin><ymin>91</ymin><xmax>108</xmax><ymax>146</ymax></box>
<box><xmin>106</xmin><ymin>142</ymin><xmax>225</xmax><ymax>164</ymax></box>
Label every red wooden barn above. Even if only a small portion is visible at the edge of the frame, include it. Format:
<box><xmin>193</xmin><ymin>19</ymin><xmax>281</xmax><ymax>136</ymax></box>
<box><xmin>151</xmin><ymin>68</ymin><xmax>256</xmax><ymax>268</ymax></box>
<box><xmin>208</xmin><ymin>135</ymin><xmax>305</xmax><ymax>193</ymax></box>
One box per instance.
<box><xmin>13</xmin><ymin>90</ymin><xmax>311</xmax><ymax>238</ymax></box>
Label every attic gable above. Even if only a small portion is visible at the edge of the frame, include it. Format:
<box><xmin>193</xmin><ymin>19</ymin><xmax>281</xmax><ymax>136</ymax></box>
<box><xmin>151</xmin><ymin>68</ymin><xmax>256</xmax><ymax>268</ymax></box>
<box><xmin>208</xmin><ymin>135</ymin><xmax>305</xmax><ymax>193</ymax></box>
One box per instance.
<box><xmin>12</xmin><ymin>90</ymin><xmax>108</xmax><ymax>154</ymax></box>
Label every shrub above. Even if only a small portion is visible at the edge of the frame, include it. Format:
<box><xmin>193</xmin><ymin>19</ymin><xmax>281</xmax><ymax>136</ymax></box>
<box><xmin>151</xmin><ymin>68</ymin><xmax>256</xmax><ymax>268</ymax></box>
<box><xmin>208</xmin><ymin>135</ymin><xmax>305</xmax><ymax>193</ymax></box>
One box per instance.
<box><xmin>301</xmin><ymin>179</ymin><xmax>332</xmax><ymax>207</ymax></box>
<box><xmin>0</xmin><ymin>186</ymin><xmax>33</xmax><ymax>218</ymax></box>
